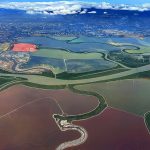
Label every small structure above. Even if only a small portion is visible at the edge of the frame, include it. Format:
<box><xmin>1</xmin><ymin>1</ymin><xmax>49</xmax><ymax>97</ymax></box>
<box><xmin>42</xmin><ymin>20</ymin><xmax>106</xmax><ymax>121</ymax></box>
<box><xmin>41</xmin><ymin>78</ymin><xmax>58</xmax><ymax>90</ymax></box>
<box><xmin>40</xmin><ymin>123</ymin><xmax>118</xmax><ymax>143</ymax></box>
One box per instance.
<box><xmin>12</xmin><ymin>43</ymin><xmax>37</xmax><ymax>52</ymax></box>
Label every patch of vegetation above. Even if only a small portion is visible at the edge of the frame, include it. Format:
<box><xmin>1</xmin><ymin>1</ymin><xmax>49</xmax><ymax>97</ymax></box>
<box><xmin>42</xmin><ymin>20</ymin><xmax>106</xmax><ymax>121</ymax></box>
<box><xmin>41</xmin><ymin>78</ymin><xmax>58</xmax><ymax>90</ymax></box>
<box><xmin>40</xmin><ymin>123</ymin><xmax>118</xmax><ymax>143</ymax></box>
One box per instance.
<box><xmin>108</xmin><ymin>51</ymin><xmax>149</xmax><ymax>68</ymax></box>
<box><xmin>133</xmin><ymin>70</ymin><xmax>150</xmax><ymax>78</ymax></box>
<box><xmin>57</xmin><ymin>70</ymin><xmax>106</xmax><ymax>79</ymax></box>
<box><xmin>0</xmin><ymin>76</ymin><xmax>27</xmax><ymax>85</ymax></box>
<box><xmin>0</xmin><ymin>76</ymin><xmax>28</xmax><ymax>91</ymax></box>
<box><xmin>40</xmin><ymin>71</ymin><xmax>55</xmax><ymax>78</ymax></box>
<box><xmin>145</xmin><ymin>112</ymin><xmax>150</xmax><ymax>133</ymax></box>
<box><xmin>0</xmin><ymin>78</ymin><xmax>15</xmax><ymax>85</ymax></box>
<box><xmin>71</xmin><ymin>68</ymin><xmax>128</xmax><ymax>80</ymax></box>
<box><xmin>0</xmin><ymin>69</ymin><xmax>12</xmax><ymax>74</ymax></box>
<box><xmin>22</xmin><ymin>82</ymin><xmax>66</xmax><ymax>90</ymax></box>
<box><xmin>56</xmin><ymin>66</ymin><xmax>124</xmax><ymax>80</ymax></box>
<box><xmin>96</xmin><ymin>70</ymin><xmax>150</xmax><ymax>83</ymax></box>
<box><xmin>125</xmin><ymin>46</ymin><xmax>150</xmax><ymax>54</ymax></box>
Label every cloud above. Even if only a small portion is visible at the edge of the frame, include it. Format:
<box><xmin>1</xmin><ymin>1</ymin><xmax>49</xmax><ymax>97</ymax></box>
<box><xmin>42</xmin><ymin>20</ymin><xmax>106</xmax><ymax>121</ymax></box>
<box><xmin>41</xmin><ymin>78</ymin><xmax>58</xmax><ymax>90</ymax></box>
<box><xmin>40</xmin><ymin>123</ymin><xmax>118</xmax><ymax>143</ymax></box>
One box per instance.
<box><xmin>88</xmin><ymin>11</ymin><xmax>96</xmax><ymax>14</ymax></box>
<box><xmin>0</xmin><ymin>1</ymin><xmax>149</xmax><ymax>15</ymax></box>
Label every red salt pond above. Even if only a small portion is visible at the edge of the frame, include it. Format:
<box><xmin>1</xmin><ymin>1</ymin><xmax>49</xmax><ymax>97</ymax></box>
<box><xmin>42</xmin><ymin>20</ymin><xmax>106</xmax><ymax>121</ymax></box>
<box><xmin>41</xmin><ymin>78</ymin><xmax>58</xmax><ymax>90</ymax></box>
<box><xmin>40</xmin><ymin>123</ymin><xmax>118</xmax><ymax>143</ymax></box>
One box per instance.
<box><xmin>0</xmin><ymin>85</ymin><xmax>98</xmax><ymax>149</ymax></box>
<box><xmin>12</xmin><ymin>43</ymin><xmax>37</xmax><ymax>52</ymax></box>
<box><xmin>71</xmin><ymin>107</ymin><xmax>150</xmax><ymax>150</ymax></box>
<box><xmin>0</xmin><ymin>85</ymin><xmax>98</xmax><ymax>116</ymax></box>
<box><xmin>0</xmin><ymin>98</ymin><xmax>80</xmax><ymax>150</ymax></box>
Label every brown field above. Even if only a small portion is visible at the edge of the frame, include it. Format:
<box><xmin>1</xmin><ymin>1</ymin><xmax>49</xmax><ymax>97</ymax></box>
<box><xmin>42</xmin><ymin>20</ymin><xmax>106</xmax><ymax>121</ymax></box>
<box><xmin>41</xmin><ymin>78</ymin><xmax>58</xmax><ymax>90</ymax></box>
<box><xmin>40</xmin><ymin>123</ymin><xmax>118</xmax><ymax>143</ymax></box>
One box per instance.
<box><xmin>0</xmin><ymin>85</ymin><xmax>98</xmax><ymax>116</ymax></box>
<box><xmin>71</xmin><ymin>107</ymin><xmax>150</xmax><ymax>150</ymax></box>
<box><xmin>0</xmin><ymin>85</ymin><xmax>98</xmax><ymax>150</ymax></box>
<box><xmin>51</xmin><ymin>89</ymin><xmax>98</xmax><ymax>115</ymax></box>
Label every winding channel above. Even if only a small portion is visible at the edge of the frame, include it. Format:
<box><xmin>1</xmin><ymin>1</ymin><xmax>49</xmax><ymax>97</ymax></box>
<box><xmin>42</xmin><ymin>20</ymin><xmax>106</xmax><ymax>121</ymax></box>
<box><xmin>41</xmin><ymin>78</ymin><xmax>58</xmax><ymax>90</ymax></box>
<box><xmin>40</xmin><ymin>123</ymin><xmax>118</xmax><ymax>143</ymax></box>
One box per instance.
<box><xmin>54</xmin><ymin>117</ymin><xmax>88</xmax><ymax>150</ymax></box>
<box><xmin>53</xmin><ymin>85</ymin><xmax>107</xmax><ymax>149</ymax></box>
<box><xmin>53</xmin><ymin>85</ymin><xmax>107</xmax><ymax>122</ymax></box>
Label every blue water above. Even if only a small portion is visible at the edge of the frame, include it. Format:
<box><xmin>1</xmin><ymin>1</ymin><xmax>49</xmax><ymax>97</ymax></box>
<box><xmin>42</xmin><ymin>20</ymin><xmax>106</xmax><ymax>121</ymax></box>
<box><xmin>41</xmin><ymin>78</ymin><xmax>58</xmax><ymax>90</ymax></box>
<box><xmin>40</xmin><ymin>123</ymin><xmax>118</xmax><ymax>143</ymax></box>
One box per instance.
<box><xmin>66</xmin><ymin>59</ymin><xmax>117</xmax><ymax>73</ymax></box>
<box><xmin>18</xmin><ymin>37</ymin><xmax>121</xmax><ymax>53</ymax></box>
<box><xmin>21</xmin><ymin>56</ymin><xmax>65</xmax><ymax>71</ymax></box>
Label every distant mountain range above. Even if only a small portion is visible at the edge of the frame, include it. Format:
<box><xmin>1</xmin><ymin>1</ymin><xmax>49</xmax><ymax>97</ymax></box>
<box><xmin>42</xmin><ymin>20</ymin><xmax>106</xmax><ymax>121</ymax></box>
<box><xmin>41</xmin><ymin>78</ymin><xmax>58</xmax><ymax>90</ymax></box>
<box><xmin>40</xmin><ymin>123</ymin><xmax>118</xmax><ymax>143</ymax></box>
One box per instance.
<box><xmin>0</xmin><ymin>2</ymin><xmax>150</xmax><ymax>15</ymax></box>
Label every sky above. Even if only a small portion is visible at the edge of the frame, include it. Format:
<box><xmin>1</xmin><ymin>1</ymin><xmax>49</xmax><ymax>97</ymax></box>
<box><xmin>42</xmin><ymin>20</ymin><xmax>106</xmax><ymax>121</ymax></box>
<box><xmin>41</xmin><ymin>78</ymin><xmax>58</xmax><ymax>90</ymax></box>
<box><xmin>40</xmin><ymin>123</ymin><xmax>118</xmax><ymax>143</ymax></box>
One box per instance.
<box><xmin>1</xmin><ymin>0</ymin><xmax>150</xmax><ymax>5</ymax></box>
